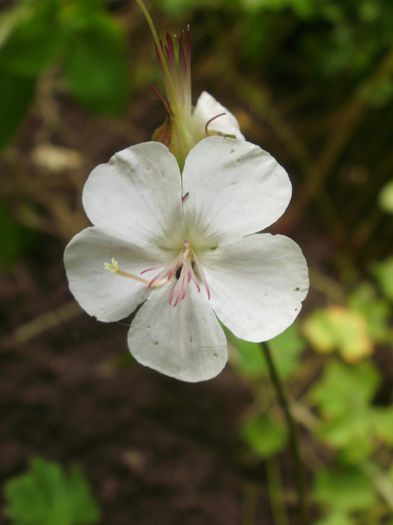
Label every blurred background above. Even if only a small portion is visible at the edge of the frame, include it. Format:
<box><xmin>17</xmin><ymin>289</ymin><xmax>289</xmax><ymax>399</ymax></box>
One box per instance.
<box><xmin>0</xmin><ymin>0</ymin><xmax>393</xmax><ymax>524</ymax></box>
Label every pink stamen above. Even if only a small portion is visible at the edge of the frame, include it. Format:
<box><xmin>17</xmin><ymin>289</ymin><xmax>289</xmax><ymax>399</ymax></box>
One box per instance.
<box><xmin>140</xmin><ymin>263</ymin><xmax>162</xmax><ymax>275</ymax></box>
<box><xmin>140</xmin><ymin>240</ymin><xmax>211</xmax><ymax>307</ymax></box>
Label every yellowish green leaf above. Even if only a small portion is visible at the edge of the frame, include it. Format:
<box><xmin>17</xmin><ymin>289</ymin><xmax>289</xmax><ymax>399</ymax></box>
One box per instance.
<box><xmin>303</xmin><ymin>306</ymin><xmax>373</xmax><ymax>362</ymax></box>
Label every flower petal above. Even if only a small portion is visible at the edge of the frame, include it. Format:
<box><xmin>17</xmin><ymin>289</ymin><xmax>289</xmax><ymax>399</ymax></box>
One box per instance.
<box><xmin>82</xmin><ymin>142</ymin><xmax>183</xmax><ymax>245</ymax></box>
<box><xmin>202</xmin><ymin>234</ymin><xmax>309</xmax><ymax>342</ymax></box>
<box><xmin>193</xmin><ymin>91</ymin><xmax>245</xmax><ymax>140</ymax></box>
<box><xmin>64</xmin><ymin>227</ymin><xmax>164</xmax><ymax>322</ymax></box>
<box><xmin>127</xmin><ymin>284</ymin><xmax>227</xmax><ymax>382</ymax></box>
<box><xmin>182</xmin><ymin>137</ymin><xmax>292</xmax><ymax>242</ymax></box>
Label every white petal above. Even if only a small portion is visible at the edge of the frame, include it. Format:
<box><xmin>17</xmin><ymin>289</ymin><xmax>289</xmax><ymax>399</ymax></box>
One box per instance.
<box><xmin>82</xmin><ymin>142</ymin><xmax>183</xmax><ymax>245</ymax></box>
<box><xmin>64</xmin><ymin>227</ymin><xmax>163</xmax><ymax>322</ymax></box>
<box><xmin>182</xmin><ymin>137</ymin><xmax>292</xmax><ymax>242</ymax></box>
<box><xmin>128</xmin><ymin>284</ymin><xmax>227</xmax><ymax>382</ymax></box>
<box><xmin>193</xmin><ymin>91</ymin><xmax>245</xmax><ymax>140</ymax></box>
<box><xmin>202</xmin><ymin>234</ymin><xmax>309</xmax><ymax>342</ymax></box>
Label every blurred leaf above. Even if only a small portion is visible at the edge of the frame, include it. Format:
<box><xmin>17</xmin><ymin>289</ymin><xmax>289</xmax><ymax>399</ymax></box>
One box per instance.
<box><xmin>379</xmin><ymin>180</ymin><xmax>393</xmax><ymax>213</ymax></box>
<box><xmin>314</xmin><ymin>464</ymin><xmax>377</xmax><ymax>513</ymax></box>
<box><xmin>0</xmin><ymin>0</ymin><xmax>64</xmax><ymax>77</ymax></box>
<box><xmin>0</xmin><ymin>202</ymin><xmax>37</xmax><ymax>270</ymax></box>
<box><xmin>373</xmin><ymin>408</ymin><xmax>393</xmax><ymax>446</ymax></box>
<box><xmin>303</xmin><ymin>306</ymin><xmax>373</xmax><ymax>362</ymax></box>
<box><xmin>228</xmin><ymin>334</ymin><xmax>265</xmax><ymax>377</ymax></box>
<box><xmin>317</xmin><ymin>414</ymin><xmax>374</xmax><ymax>462</ymax></box>
<box><xmin>311</xmin><ymin>361</ymin><xmax>380</xmax><ymax>460</ymax></box>
<box><xmin>4</xmin><ymin>457</ymin><xmax>101</xmax><ymax>525</ymax></box>
<box><xmin>348</xmin><ymin>283</ymin><xmax>391</xmax><ymax>342</ymax></box>
<box><xmin>59</xmin><ymin>0</ymin><xmax>107</xmax><ymax>29</ymax></box>
<box><xmin>373</xmin><ymin>258</ymin><xmax>393</xmax><ymax>301</ymax></box>
<box><xmin>229</xmin><ymin>324</ymin><xmax>305</xmax><ymax>378</ymax></box>
<box><xmin>314</xmin><ymin>513</ymin><xmax>355</xmax><ymax>525</ymax></box>
<box><xmin>369</xmin><ymin>78</ymin><xmax>393</xmax><ymax>108</ymax></box>
<box><xmin>64</xmin><ymin>14</ymin><xmax>129</xmax><ymax>115</ymax></box>
<box><xmin>311</xmin><ymin>361</ymin><xmax>380</xmax><ymax>419</ymax></box>
<box><xmin>0</xmin><ymin>67</ymin><xmax>35</xmax><ymax>149</ymax></box>
<box><xmin>242</xmin><ymin>414</ymin><xmax>287</xmax><ymax>458</ymax></box>
<box><xmin>242</xmin><ymin>0</ymin><xmax>315</xmax><ymax>17</ymax></box>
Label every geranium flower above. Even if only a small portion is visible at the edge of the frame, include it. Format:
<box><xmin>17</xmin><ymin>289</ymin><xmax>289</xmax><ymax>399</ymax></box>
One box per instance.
<box><xmin>64</xmin><ymin>136</ymin><xmax>309</xmax><ymax>382</ymax></box>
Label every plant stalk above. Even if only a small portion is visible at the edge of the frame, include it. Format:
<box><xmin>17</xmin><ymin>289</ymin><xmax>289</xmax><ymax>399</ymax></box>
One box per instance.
<box><xmin>261</xmin><ymin>341</ymin><xmax>309</xmax><ymax>525</ymax></box>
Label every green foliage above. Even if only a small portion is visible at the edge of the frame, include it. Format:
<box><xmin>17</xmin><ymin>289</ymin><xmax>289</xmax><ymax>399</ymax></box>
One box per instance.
<box><xmin>63</xmin><ymin>13</ymin><xmax>129</xmax><ymax>115</ymax></box>
<box><xmin>373</xmin><ymin>258</ymin><xmax>393</xmax><ymax>301</ymax></box>
<box><xmin>0</xmin><ymin>0</ymin><xmax>129</xmax><ymax>149</ymax></box>
<box><xmin>311</xmin><ymin>361</ymin><xmax>380</xmax><ymax>419</ymax></box>
<box><xmin>314</xmin><ymin>464</ymin><xmax>377</xmax><ymax>513</ymax></box>
<box><xmin>229</xmin><ymin>323</ymin><xmax>305</xmax><ymax>379</ymax></box>
<box><xmin>303</xmin><ymin>307</ymin><xmax>372</xmax><ymax>363</ymax></box>
<box><xmin>314</xmin><ymin>513</ymin><xmax>355</xmax><ymax>525</ymax></box>
<box><xmin>4</xmin><ymin>457</ymin><xmax>101</xmax><ymax>525</ymax></box>
<box><xmin>310</xmin><ymin>361</ymin><xmax>393</xmax><ymax>461</ymax></box>
<box><xmin>348</xmin><ymin>283</ymin><xmax>392</xmax><ymax>343</ymax></box>
<box><xmin>379</xmin><ymin>180</ymin><xmax>393</xmax><ymax>213</ymax></box>
<box><xmin>0</xmin><ymin>202</ymin><xmax>37</xmax><ymax>271</ymax></box>
<box><xmin>0</xmin><ymin>68</ymin><xmax>36</xmax><ymax>148</ymax></box>
<box><xmin>242</xmin><ymin>413</ymin><xmax>287</xmax><ymax>458</ymax></box>
<box><xmin>0</xmin><ymin>1</ymin><xmax>64</xmax><ymax>77</ymax></box>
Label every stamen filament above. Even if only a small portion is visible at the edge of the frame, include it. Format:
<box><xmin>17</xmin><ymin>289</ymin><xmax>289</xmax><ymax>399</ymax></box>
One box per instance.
<box><xmin>138</xmin><ymin>240</ymin><xmax>211</xmax><ymax>306</ymax></box>
<box><xmin>204</xmin><ymin>112</ymin><xmax>226</xmax><ymax>136</ymax></box>
<box><xmin>104</xmin><ymin>258</ymin><xmax>164</xmax><ymax>287</ymax></box>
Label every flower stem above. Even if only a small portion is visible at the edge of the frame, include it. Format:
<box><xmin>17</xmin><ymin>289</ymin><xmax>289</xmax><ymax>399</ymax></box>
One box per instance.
<box><xmin>260</xmin><ymin>341</ymin><xmax>309</xmax><ymax>525</ymax></box>
<box><xmin>134</xmin><ymin>0</ymin><xmax>178</xmax><ymax>103</ymax></box>
<box><xmin>266</xmin><ymin>457</ymin><xmax>289</xmax><ymax>525</ymax></box>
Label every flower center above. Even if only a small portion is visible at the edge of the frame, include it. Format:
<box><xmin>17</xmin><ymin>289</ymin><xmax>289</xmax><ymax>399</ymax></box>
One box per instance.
<box><xmin>141</xmin><ymin>240</ymin><xmax>210</xmax><ymax>306</ymax></box>
<box><xmin>104</xmin><ymin>240</ymin><xmax>210</xmax><ymax>307</ymax></box>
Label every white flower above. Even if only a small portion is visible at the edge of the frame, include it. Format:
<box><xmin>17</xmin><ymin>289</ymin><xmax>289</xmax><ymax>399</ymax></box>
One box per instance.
<box><xmin>64</xmin><ymin>136</ymin><xmax>309</xmax><ymax>382</ymax></box>
<box><xmin>192</xmin><ymin>90</ymin><xmax>245</xmax><ymax>139</ymax></box>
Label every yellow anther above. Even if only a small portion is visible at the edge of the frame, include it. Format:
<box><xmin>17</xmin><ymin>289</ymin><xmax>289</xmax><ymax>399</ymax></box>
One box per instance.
<box><xmin>104</xmin><ymin>258</ymin><xmax>120</xmax><ymax>273</ymax></box>
<box><xmin>104</xmin><ymin>257</ymin><xmax>165</xmax><ymax>287</ymax></box>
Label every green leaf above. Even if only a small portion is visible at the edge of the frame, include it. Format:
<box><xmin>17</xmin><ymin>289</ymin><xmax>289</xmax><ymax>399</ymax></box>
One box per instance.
<box><xmin>314</xmin><ymin>513</ymin><xmax>355</xmax><ymax>525</ymax></box>
<box><xmin>0</xmin><ymin>67</ymin><xmax>35</xmax><ymax>149</ymax></box>
<box><xmin>310</xmin><ymin>361</ymin><xmax>380</xmax><ymax>460</ymax></box>
<box><xmin>268</xmin><ymin>323</ymin><xmax>305</xmax><ymax>377</ymax></box>
<box><xmin>242</xmin><ymin>414</ymin><xmax>287</xmax><ymax>458</ymax></box>
<box><xmin>379</xmin><ymin>180</ymin><xmax>393</xmax><ymax>213</ymax></box>
<box><xmin>0</xmin><ymin>0</ymin><xmax>64</xmax><ymax>77</ymax></box>
<box><xmin>0</xmin><ymin>202</ymin><xmax>37</xmax><ymax>269</ymax></box>
<box><xmin>311</xmin><ymin>361</ymin><xmax>380</xmax><ymax>419</ymax></box>
<box><xmin>303</xmin><ymin>307</ymin><xmax>373</xmax><ymax>362</ymax></box>
<box><xmin>313</xmin><ymin>464</ymin><xmax>377</xmax><ymax>513</ymax></box>
<box><xmin>229</xmin><ymin>324</ymin><xmax>305</xmax><ymax>378</ymax></box>
<box><xmin>373</xmin><ymin>408</ymin><xmax>393</xmax><ymax>446</ymax></box>
<box><xmin>64</xmin><ymin>13</ymin><xmax>129</xmax><ymax>115</ymax></box>
<box><xmin>348</xmin><ymin>283</ymin><xmax>391</xmax><ymax>343</ymax></box>
<box><xmin>317</xmin><ymin>415</ymin><xmax>374</xmax><ymax>463</ymax></box>
<box><xmin>4</xmin><ymin>457</ymin><xmax>101</xmax><ymax>525</ymax></box>
<box><xmin>373</xmin><ymin>258</ymin><xmax>393</xmax><ymax>301</ymax></box>
<box><xmin>228</xmin><ymin>334</ymin><xmax>265</xmax><ymax>377</ymax></box>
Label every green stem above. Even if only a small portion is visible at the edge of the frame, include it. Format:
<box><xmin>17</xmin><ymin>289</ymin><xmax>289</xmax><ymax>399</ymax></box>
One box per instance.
<box><xmin>266</xmin><ymin>457</ymin><xmax>289</xmax><ymax>525</ymax></box>
<box><xmin>134</xmin><ymin>0</ymin><xmax>178</xmax><ymax>103</ymax></box>
<box><xmin>261</xmin><ymin>341</ymin><xmax>309</xmax><ymax>525</ymax></box>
